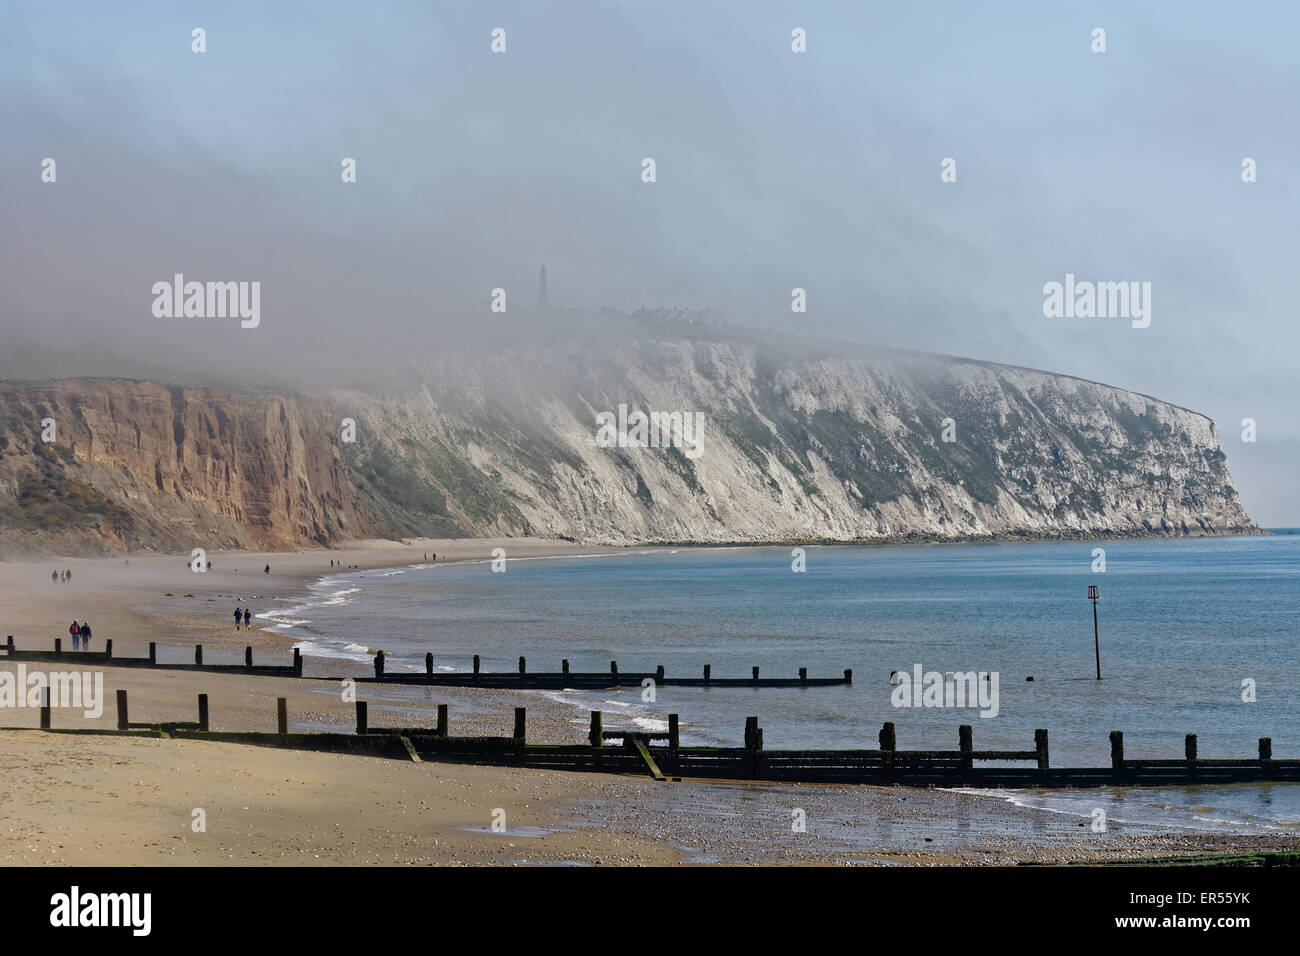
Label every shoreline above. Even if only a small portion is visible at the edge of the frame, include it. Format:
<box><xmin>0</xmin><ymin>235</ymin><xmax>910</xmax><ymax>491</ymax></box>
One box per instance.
<box><xmin>3</xmin><ymin>535</ymin><xmax>1298</xmax><ymax>866</ymax></box>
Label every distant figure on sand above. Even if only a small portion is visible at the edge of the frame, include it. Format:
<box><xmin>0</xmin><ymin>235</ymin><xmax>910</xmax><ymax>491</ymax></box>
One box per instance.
<box><xmin>69</xmin><ymin>620</ymin><xmax>80</xmax><ymax>650</ymax></box>
<box><xmin>64</xmin><ymin>568</ymin><xmax>71</xmax><ymax>582</ymax></box>
<box><xmin>52</xmin><ymin>570</ymin><xmax>58</xmax><ymax>583</ymax></box>
<box><xmin>264</xmin><ymin>564</ymin><xmax>270</xmax><ymax>574</ymax></box>
<box><xmin>243</xmin><ymin>608</ymin><xmax>251</xmax><ymax>628</ymax></box>
<box><xmin>233</xmin><ymin>606</ymin><xmax>242</xmax><ymax>630</ymax></box>
<box><xmin>79</xmin><ymin>622</ymin><xmax>91</xmax><ymax>648</ymax></box>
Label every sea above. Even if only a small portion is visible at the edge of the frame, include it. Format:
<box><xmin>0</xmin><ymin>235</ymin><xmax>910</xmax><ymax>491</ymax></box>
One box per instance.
<box><xmin>259</xmin><ymin>531</ymin><xmax>1300</xmax><ymax>834</ymax></box>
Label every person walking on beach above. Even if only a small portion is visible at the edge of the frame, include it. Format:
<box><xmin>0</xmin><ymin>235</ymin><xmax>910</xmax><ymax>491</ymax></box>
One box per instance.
<box><xmin>64</xmin><ymin>568</ymin><xmax>71</xmax><ymax>583</ymax></box>
<box><xmin>243</xmin><ymin>608</ymin><xmax>251</xmax><ymax>629</ymax></box>
<box><xmin>69</xmin><ymin>620</ymin><xmax>80</xmax><ymax>650</ymax></box>
<box><xmin>233</xmin><ymin>606</ymin><xmax>242</xmax><ymax>630</ymax></box>
<box><xmin>79</xmin><ymin>622</ymin><xmax>91</xmax><ymax>648</ymax></box>
<box><xmin>52</xmin><ymin>570</ymin><xmax>58</xmax><ymax>583</ymax></box>
<box><xmin>264</xmin><ymin>564</ymin><xmax>270</xmax><ymax>574</ymax></box>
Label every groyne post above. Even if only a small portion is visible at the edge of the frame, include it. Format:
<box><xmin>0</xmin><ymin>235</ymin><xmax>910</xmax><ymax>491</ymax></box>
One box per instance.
<box><xmin>656</xmin><ymin>665</ymin><xmax>664</xmax><ymax>681</ymax></box>
<box><xmin>355</xmin><ymin>700</ymin><xmax>368</xmax><ymax>735</ymax></box>
<box><xmin>1035</xmin><ymin>729</ymin><xmax>1050</xmax><ymax>770</ymax></box>
<box><xmin>668</xmin><ymin>714</ymin><xmax>679</xmax><ymax>749</ymax></box>
<box><xmin>513</xmin><ymin>707</ymin><xmax>526</xmax><ymax>742</ymax></box>
<box><xmin>277</xmin><ymin>698</ymin><xmax>288</xmax><ymax>735</ymax></box>
<box><xmin>198</xmin><ymin>694</ymin><xmax>209</xmax><ymax>731</ymax></box>
<box><xmin>116</xmin><ymin>690</ymin><xmax>128</xmax><ymax>730</ymax></box>
<box><xmin>245</xmin><ymin>646</ymin><xmax>252</xmax><ymax>667</ymax></box>
<box><xmin>54</xmin><ymin>637</ymin><xmax>60</xmax><ymax>656</ymax></box>
<box><xmin>1109</xmin><ymin>730</ymin><xmax>1124</xmax><ymax>770</ymax></box>
<box><xmin>148</xmin><ymin>642</ymin><xmax>156</xmax><ymax>664</ymax></box>
<box><xmin>959</xmin><ymin>724</ymin><xmax>973</xmax><ymax>770</ymax></box>
<box><xmin>195</xmin><ymin>644</ymin><xmax>202</xmax><ymax>666</ymax></box>
<box><xmin>799</xmin><ymin>667</ymin><xmax>807</xmax><ymax>681</ymax></box>
<box><xmin>40</xmin><ymin>686</ymin><xmax>50</xmax><ymax>729</ymax></box>
<box><xmin>844</xmin><ymin>669</ymin><xmax>853</xmax><ymax>684</ymax></box>
<box><xmin>373</xmin><ymin>651</ymin><xmax>384</xmax><ymax>680</ymax></box>
<box><xmin>5</xmin><ymin>635</ymin><xmax>12</xmax><ymax>653</ymax></box>
<box><xmin>562</xmin><ymin>659</ymin><xmax>569</xmax><ymax>674</ymax></box>
<box><xmin>880</xmin><ymin>721</ymin><xmax>896</xmax><ymax>782</ymax></box>
<box><xmin>703</xmin><ymin>664</ymin><xmax>711</xmax><ymax>681</ymax></box>
<box><xmin>105</xmin><ymin>639</ymin><xmax>112</xmax><ymax>659</ymax></box>
<box><xmin>473</xmin><ymin>654</ymin><xmax>480</xmax><ymax>675</ymax></box>
<box><xmin>519</xmin><ymin>656</ymin><xmax>526</xmax><ymax>675</ymax></box>
<box><xmin>752</xmin><ymin>666</ymin><xmax>760</xmax><ymax>681</ymax></box>
<box><xmin>589</xmin><ymin>711</ymin><xmax>602</xmax><ymax>748</ymax></box>
<box><xmin>436</xmin><ymin>703</ymin><xmax>448</xmax><ymax>737</ymax></box>
<box><xmin>293</xmin><ymin>647</ymin><xmax>302</xmax><ymax>676</ymax></box>
<box><xmin>610</xmin><ymin>660</ymin><xmax>618</xmax><ymax>677</ymax></box>
<box><xmin>1185</xmin><ymin>734</ymin><xmax>1198</xmax><ymax>763</ymax></box>
<box><xmin>425</xmin><ymin>652</ymin><xmax>433</xmax><ymax>676</ymax></box>
<box><xmin>1259</xmin><ymin>737</ymin><xmax>1273</xmax><ymax>779</ymax></box>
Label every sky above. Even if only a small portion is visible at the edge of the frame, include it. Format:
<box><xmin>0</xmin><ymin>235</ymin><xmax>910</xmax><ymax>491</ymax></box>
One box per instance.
<box><xmin>0</xmin><ymin>1</ymin><xmax>1296</xmax><ymax>523</ymax></box>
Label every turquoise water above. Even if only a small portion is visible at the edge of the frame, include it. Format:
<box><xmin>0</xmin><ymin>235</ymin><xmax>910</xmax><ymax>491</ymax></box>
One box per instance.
<box><xmin>266</xmin><ymin>532</ymin><xmax>1300</xmax><ymax>826</ymax></box>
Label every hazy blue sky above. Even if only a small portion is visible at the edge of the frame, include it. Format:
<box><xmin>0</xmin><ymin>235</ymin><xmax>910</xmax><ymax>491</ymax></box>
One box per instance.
<box><xmin>1</xmin><ymin>2</ymin><xmax>1296</xmax><ymax>522</ymax></box>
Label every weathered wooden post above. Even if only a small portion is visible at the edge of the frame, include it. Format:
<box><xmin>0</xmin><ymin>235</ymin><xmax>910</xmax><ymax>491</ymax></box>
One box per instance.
<box><xmin>752</xmin><ymin>666</ymin><xmax>759</xmax><ymax>681</ymax></box>
<box><xmin>1185</xmin><ymin>734</ymin><xmax>1198</xmax><ymax>763</ymax></box>
<box><xmin>195</xmin><ymin>644</ymin><xmax>203</xmax><ymax>665</ymax></box>
<box><xmin>959</xmin><ymin>724</ymin><xmax>973</xmax><ymax>770</ymax></box>
<box><xmin>198</xmin><ymin>694</ymin><xmax>209</xmax><ymax>731</ymax></box>
<box><xmin>277</xmin><ymin>698</ymin><xmax>288</xmax><ymax>735</ymax></box>
<box><xmin>355</xmin><ymin>700</ymin><xmax>368</xmax><ymax>735</ymax></box>
<box><xmin>1109</xmin><ymin>730</ymin><xmax>1124</xmax><ymax>770</ymax></box>
<box><xmin>473</xmin><ymin>654</ymin><xmax>480</xmax><ymax>675</ymax></box>
<box><xmin>293</xmin><ymin>647</ymin><xmax>302</xmax><ymax>676</ymax></box>
<box><xmin>514</xmin><ymin>707</ymin><xmax>526</xmax><ymax>741</ymax></box>
<box><xmin>703</xmin><ymin>664</ymin><xmax>711</xmax><ymax>681</ymax></box>
<box><xmin>744</xmin><ymin>717</ymin><xmax>762</xmax><ymax>777</ymax></box>
<box><xmin>799</xmin><ymin>667</ymin><xmax>807</xmax><ymax>681</ymax></box>
<box><xmin>425</xmin><ymin>652</ymin><xmax>433</xmax><ymax>676</ymax></box>
<box><xmin>245</xmin><ymin>646</ymin><xmax>253</xmax><ymax>667</ymax></box>
<box><xmin>610</xmin><ymin>660</ymin><xmax>618</xmax><ymax>677</ymax></box>
<box><xmin>589</xmin><ymin>710</ymin><xmax>603</xmax><ymax>747</ymax></box>
<box><xmin>373</xmin><ymin>650</ymin><xmax>384</xmax><ymax>680</ymax></box>
<box><xmin>5</xmin><ymin>635</ymin><xmax>12</xmax><ymax>653</ymax></box>
<box><xmin>54</xmin><ymin>637</ymin><xmax>61</xmax><ymax>656</ymax></box>
<box><xmin>436</xmin><ymin>703</ymin><xmax>448</xmax><ymax>737</ymax></box>
<box><xmin>668</xmin><ymin>714</ymin><xmax>679</xmax><ymax>749</ymax></box>
<box><xmin>844</xmin><ymin>668</ymin><xmax>853</xmax><ymax>683</ymax></box>
<box><xmin>116</xmin><ymin>690</ymin><xmax>128</xmax><ymax>730</ymax></box>
<box><xmin>880</xmin><ymin>721</ymin><xmax>896</xmax><ymax>782</ymax></box>
<box><xmin>518</xmin><ymin>656</ymin><xmax>526</xmax><ymax>675</ymax></box>
<box><xmin>562</xmin><ymin>659</ymin><xmax>569</xmax><ymax>674</ymax></box>
<box><xmin>1035</xmin><ymin>729</ymin><xmax>1050</xmax><ymax>770</ymax></box>
<box><xmin>656</xmin><ymin>665</ymin><xmax>664</xmax><ymax>681</ymax></box>
<box><xmin>105</xmin><ymin>639</ymin><xmax>112</xmax><ymax>658</ymax></box>
<box><xmin>40</xmin><ymin>686</ymin><xmax>50</xmax><ymax>729</ymax></box>
<box><xmin>148</xmin><ymin>641</ymin><xmax>156</xmax><ymax>664</ymax></box>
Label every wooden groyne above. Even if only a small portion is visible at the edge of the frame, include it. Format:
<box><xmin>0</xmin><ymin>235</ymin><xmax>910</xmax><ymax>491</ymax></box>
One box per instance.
<box><xmin>15</xmin><ymin>690</ymin><xmax>1298</xmax><ymax>789</ymax></box>
<box><xmin>2</xmin><ymin>637</ymin><xmax>849</xmax><ymax>690</ymax></box>
<box><xmin>3</xmin><ymin>635</ymin><xmax>301</xmax><ymax>677</ymax></box>
<box><xmin>358</xmin><ymin>650</ymin><xmax>852</xmax><ymax>689</ymax></box>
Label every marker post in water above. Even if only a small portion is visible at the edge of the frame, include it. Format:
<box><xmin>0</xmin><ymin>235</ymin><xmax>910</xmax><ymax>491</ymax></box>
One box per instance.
<box><xmin>1089</xmin><ymin>584</ymin><xmax>1102</xmax><ymax>680</ymax></box>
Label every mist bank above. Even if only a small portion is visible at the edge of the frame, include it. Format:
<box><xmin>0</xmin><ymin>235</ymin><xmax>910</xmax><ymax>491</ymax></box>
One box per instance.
<box><xmin>0</xmin><ymin>330</ymin><xmax>1259</xmax><ymax>557</ymax></box>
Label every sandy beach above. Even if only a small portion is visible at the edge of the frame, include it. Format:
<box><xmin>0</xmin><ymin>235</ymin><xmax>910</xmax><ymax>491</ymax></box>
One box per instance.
<box><xmin>3</xmin><ymin>539</ymin><xmax>1299</xmax><ymax>866</ymax></box>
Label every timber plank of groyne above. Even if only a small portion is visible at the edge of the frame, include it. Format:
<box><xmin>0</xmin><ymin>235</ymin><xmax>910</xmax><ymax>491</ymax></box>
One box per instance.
<box><xmin>349</xmin><ymin>672</ymin><xmax>851</xmax><ymax>689</ymax></box>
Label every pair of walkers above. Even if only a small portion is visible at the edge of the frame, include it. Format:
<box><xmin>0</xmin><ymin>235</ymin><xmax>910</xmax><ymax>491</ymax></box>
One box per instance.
<box><xmin>233</xmin><ymin>607</ymin><xmax>252</xmax><ymax>630</ymax></box>
<box><xmin>67</xmin><ymin>619</ymin><xmax>91</xmax><ymax>650</ymax></box>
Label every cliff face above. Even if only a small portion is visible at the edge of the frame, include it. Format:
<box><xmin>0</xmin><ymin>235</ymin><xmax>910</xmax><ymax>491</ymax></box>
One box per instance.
<box><xmin>0</xmin><ymin>334</ymin><xmax>1258</xmax><ymax>556</ymax></box>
